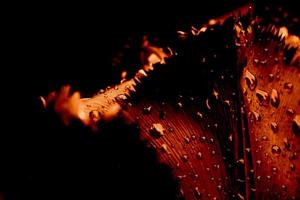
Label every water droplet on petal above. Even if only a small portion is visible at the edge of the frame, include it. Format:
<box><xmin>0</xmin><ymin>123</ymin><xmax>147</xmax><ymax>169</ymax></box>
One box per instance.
<box><xmin>287</xmin><ymin>108</ymin><xmax>295</xmax><ymax>116</ymax></box>
<box><xmin>271</xmin><ymin>122</ymin><xmax>279</xmax><ymax>133</ymax></box>
<box><xmin>290</xmin><ymin>163</ymin><xmax>296</xmax><ymax>171</ymax></box>
<box><xmin>237</xmin><ymin>193</ymin><xmax>245</xmax><ymax>200</ymax></box>
<box><xmin>249</xmin><ymin>111</ymin><xmax>261</xmax><ymax>122</ymax></box>
<box><xmin>184</xmin><ymin>137</ymin><xmax>190</xmax><ymax>144</ymax></box>
<box><xmin>143</xmin><ymin>106</ymin><xmax>152</xmax><ymax>115</ymax></box>
<box><xmin>194</xmin><ymin>187</ymin><xmax>201</xmax><ymax>199</ymax></box>
<box><xmin>206</xmin><ymin>98</ymin><xmax>211</xmax><ymax>110</ymax></box>
<box><xmin>262</xmin><ymin>136</ymin><xmax>268</xmax><ymax>141</ymax></box>
<box><xmin>182</xmin><ymin>154</ymin><xmax>188</xmax><ymax>162</ymax></box>
<box><xmin>268</xmin><ymin>73</ymin><xmax>274</xmax><ymax>81</ymax></box>
<box><xmin>283</xmin><ymin>138</ymin><xmax>291</xmax><ymax>150</ymax></box>
<box><xmin>260</xmin><ymin>59</ymin><xmax>268</xmax><ymax>65</ymax></box>
<box><xmin>256</xmin><ymin>89</ymin><xmax>269</xmax><ymax>104</ymax></box>
<box><xmin>281</xmin><ymin>185</ymin><xmax>287</xmax><ymax>190</ymax></box>
<box><xmin>196</xmin><ymin>111</ymin><xmax>203</xmax><ymax>119</ymax></box>
<box><xmin>284</xmin><ymin>82</ymin><xmax>293</xmax><ymax>91</ymax></box>
<box><xmin>160</xmin><ymin>144</ymin><xmax>169</xmax><ymax>153</ymax></box>
<box><xmin>245</xmin><ymin>70</ymin><xmax>257</xmax><ymax>90</ymax></box>
<box><xmin>256</xmin><ymin>160</ymin><xmax>262</xmax><ymax>166</ymax></box>
<box><xmin>270</xmin><ymin>89</ymin><xmax>280</xmax><ymax>108</ymax></box>
<box><xmin>236</xmin><ymin>159</ymin><xmax>245</xmax><ymax>165</ymax></box>
<box><xmin>196</xmin><ymin>152</ymin><xmax>202</xmax><ymax>159</ymax></box>
<box><xmin>292</xmin><ymin>115</ymin><xmax>300</xmax><ymax>135</ymax></box>
<box><xmin>228</xmin><ymin>134</ymin><xmax>233</xmax><ymax>142</ymax></box>
<box><xmin>200</xmin><ymin>136</ymin><xmax>206</xmax><ymax>142</ymax></box>
<box><xmin>289</xmin><ymin>152</ymin><xmax>298</xmax><ymax>160</ymax></box>
<box><xmin>271</xmin><ymin>145</ymin><xmax>281</xmax><ymax>154</ymax></box>
<box><xmin>150</xmin><ymin>123</ymin><xmax>165</xmax><ymax>138</ymax></box>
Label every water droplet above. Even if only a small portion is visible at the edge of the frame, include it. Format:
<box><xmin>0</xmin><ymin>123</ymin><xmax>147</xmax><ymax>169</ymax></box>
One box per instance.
<box><xmin>196</xmin><ymin>111</ymin><xmax>203</xmax><ymax>119</ymax></box>
<box><xmin>194</xmin><ymin>187</ymin><xmax>201</xmax><ymax>199</ymax></box>
<box><xmin>256</xmin><ymin>176</ymin><xmax>261</xmax><ymax>180</ymax></box>
<box><xmin>143</xmin><ymin>106</ymin><xmax>152</xmax><ymax>115</ymax></box>
<box><xmin>211</xmin><ymin>150</ymin><xmax>216</xmax><ymax>155</ymax></box>
<box><xmin>249</xmin><ymin>111</ymin><xmax>261</xmax><ymax>122</ymax></box>
<box><xmin>177</xmin><ymin>102</ymin><xmax>183</xmax><ymax>109</ymax></box>
<box><xmin>167</xmin><ymin>126</ymin><xmax>174</xmax><ymax>132</ymax></box>
<box><xmin>191</xmin><ymin>135</ymin><xmax>196</xmax><ymax>140</ymax></box>
<box><xmin>262</xmin><ymin>136</ymin><xmax>268</xmax><ymax>141</ymax></box>
<box><xmin>200</xmin><ymin>136</ymin><xmax>206</xmax><ymax>142</ymax></box>
<box><xmin>268</xmin><ymin>73</ymin><xmax>274</xmax><ymax>81</ymax></box>
<box><xmin>206</xmin><ymin>98</ymin><xmax>211</xmax><ymax>110</ymax></box>
<box><xmin>237</xmin><ymin>193</ymin><xmax>245</xmax><ymax>200</ymax></box>
<box><xmin>283</xmin><ymin>138</ymin><xmax>291</xmax><ymax>150</ymax></box>
<box><xmin>217</xmin><ymin>185</ymin><xmax>222</xmax><ymax>190</ymax></box>
<box><xmin>284</xmin><ymin>82</ymin><xmax>293</xmax><ymax>90</ymax></box>
<box><xmin>160</xmin><ymin>144</ymin><xmax>169</xmax><ymax>153</ymax></box>
<box><xmin>260</xmin><ymin>59</ymin><xmax>267</xmax><ymax>65</ymax></box>
<box><xmin>228</xmin><ymin>134</ymin><xmax>233</xmax><ymax>142</ymax></box>
<box><xmin>290</xmin><ymin>163</ymin><xmax>295</xmax><ymax>171</ymax></box>
<box><xmin>281</xmin><ymin>185</ymin><xmax>287</xmax><ymax>190</ymax></box>
<box><xmin>224</xmin><ymin>100</ymin><xmax>231</xmax><ymax>106</ymax></box>
<box><xmin>271</xmin><ymin>145</ymin><xmax>281</xmax><ymax>154</ymax></box>
<box><xmin>256</xmin><ymin>160</ymin><xmax>262</xmax><ymax>166</ymax></box>
<box><xmin>210</xmin><ymin>177</ymin><xmax>214</xmax><ymax>181</ymax></box>
<box><xmin>270</xmin><ymin>89</ymin><xmax>280</xmax><ymax>108</ymax></box>
<box><xmin>206</xmin><ymin>167</ymin><xmax>210</xmax><ymax>171</ymax></box>
<box><xmin>254</xmin><ymin>58</ymin><xmax>259</xmax><ymax>64</ymax></box>
<box><xmin>266</xmin><ymin>175</ymin><xmax>271</xmax><ymax>180</ymax></box>
<box><xmin>182</xmin><ymin>154</ymin><xmax>188</xmax><ymax>162</ymax></box>
<box><xmin>116</xmin><ymin>94</ymin><xmax>128</xmax><ymax>101</ymax></box>
<box><xmin>209</xmin><ymin>138</ymin><xmax>214</xmax><ymax>143</ymax></box>
<box><xmin>212</xmin><ymin>89</ymin><xmax>219</xmax><ymax>99</ymax></box>
<box><xmin>245</xmin><ymin>70</ymin><xmax>257</xmax><ymax>90</ymax></box>
<box><xmin>196</xmin><ymin>152</ymin><xmax>202</xmax><ymax>159</ymax></box>
<box><xmin>236</xmin><ymin>159</ymin><xmax>245</xmax><ymax>165</ymax></box>
<box><xmin>245</xmin><ymin>148</ymin><xmax>251</xmax><ymax>153</ymax></box>
<box><xmin>184</xmin><ymin>137</ymin><xmax>190</xmax><ymax>144</ymax></box>
<box><xmin>272</xmin><ymin>167</ymin><xmax>278</xmax><ymax>173</ymax></box>
<box><xmin>289</xmin><ymin>152</ymin><xmax>298</xmax><ymax>160</ymax></box>
<box><xmin>150</xmin><ymin>123</ymin><xmax>165</xmax><ymax>138</ymax></box>
<box><xmin>292</xmin><ymin>115</ymin><xmax>300</xmax><ymax>135</ymax></box>
<box><xmin>177</xmin><ymin>175</ymin><xmax>186</xmax><ymax>180</ymax></box>
<box><xmin>271</xmin><ymin>122</ymin><xmax>279</xmax><ymax>133</ymax></box>
<box><xmin>287</xmin><ymin>108</ymin><xmax>295</xmax><ymax>116</ymax></box>
<box><xmin>256</xmin><ymin>89</ymin><xmax>269</xmax><ymax>104</ymax></box>
<box><xmin>98</xmin><ymin>89</ymin><xmax>105</xmax><ymax>94</ymax></box>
